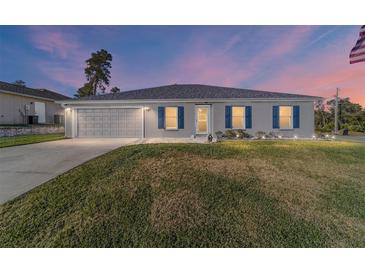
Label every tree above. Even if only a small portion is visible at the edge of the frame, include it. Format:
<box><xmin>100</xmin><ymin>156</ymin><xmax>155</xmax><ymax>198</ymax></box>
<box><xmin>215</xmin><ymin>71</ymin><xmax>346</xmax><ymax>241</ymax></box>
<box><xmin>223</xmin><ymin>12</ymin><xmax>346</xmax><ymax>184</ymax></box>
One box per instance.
<box><xmin>74</xmin><ymin>83</ymin><xmax>93</xmax><ymax>98</ymax></box>
<box><xmin>315</xmin><ymin>97</ymin><xmax>365</xmax><ymax>133</ymax></box>
<box><xmin>110</xmin><ymin>86</ymin><xmax>120</xmax><ymax>93</ymax></box>
<box><xmin>75</xmin><ymin>49</ymin><xmax>112</xmax><ymax>97</ymax></box>
<box><xmin>13</xmin><ymin>80</ymin><xmax>26</xmax><ymax>86</ymax></box>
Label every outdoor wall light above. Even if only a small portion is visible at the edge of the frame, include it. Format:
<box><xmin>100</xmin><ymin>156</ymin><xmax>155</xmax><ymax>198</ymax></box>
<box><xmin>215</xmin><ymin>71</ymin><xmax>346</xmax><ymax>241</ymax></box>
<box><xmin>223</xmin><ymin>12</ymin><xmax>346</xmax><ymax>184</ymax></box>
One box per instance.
<box><xmin>144</xmin><ymin>107</ymin><xmax>151</xmax><ymax>111</ymax></box>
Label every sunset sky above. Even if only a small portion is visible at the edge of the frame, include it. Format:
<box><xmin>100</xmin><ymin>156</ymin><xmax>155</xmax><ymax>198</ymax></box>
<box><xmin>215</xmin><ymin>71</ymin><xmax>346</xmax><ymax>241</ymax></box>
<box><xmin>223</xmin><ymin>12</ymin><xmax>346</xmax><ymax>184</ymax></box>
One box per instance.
<box><xmin>0</xmin><ymin>25</ymin><xmax>364</xmax><ymax>106</ymax></box>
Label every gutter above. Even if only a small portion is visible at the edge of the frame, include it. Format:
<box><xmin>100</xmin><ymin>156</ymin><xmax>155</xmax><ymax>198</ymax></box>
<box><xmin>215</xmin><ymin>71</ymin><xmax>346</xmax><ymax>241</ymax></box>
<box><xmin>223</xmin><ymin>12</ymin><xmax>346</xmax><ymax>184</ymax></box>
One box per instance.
<box><xmin>0</xmin><ymin>89</ymin><xmax>59</xmax><ymax>102</ymax></box>
<box><xmin>57</xmin><ymin>97</ymin><xmax>322</xmax><ymax>107</ymax></box>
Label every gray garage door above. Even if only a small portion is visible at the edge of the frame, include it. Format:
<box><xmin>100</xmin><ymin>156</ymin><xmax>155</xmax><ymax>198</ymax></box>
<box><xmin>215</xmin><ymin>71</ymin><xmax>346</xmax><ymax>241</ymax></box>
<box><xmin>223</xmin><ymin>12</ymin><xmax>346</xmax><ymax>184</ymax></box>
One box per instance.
<box><xmin>77</xmin><ymin>108</ymin><xmax>142</xmax><ymax>137</ymax></box>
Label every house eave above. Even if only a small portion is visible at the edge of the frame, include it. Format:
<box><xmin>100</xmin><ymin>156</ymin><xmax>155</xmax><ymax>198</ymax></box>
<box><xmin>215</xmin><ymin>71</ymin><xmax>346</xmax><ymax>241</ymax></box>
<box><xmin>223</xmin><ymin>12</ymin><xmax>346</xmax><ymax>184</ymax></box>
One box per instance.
<box><xmin>0</xmin><ymin>89</ymin><xmax>56</xmax><ymax>102</ymax></box>
<box><xmin>57</xmin><ymin>97</ymin><xmax>321</xmax><ymax>107</ymax></box>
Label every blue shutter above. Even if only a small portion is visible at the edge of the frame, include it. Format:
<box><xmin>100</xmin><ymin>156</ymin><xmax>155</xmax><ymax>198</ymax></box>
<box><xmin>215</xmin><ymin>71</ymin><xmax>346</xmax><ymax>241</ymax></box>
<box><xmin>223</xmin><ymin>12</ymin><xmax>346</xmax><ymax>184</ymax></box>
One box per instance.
<box><xmin>158</xmin><ymin>107</ymin><xmax>165</xmax><ymax>129</ymax></box>
<box><xmin>245</xmin><ymin>106</ymin><xmax>252</xmax><ymax>129</ymax></box>
<box><xmin>273</xmin><ymin>106</ymin><xmax>279</xmax><ymax>129</ymax></box>
<box><xmin>225</xmin><ymin>106</ymin><xmax>232</xmax><ymax>128</ymax></box>
<box><xmin>178</xmin><ymin>106</ymin><xmax>184</xmax><ymax>129</ymax></box>
<box><xmin>293</xmin><ymin>105</ymin><xmax>300</xmax><ymax>128</ymax></box>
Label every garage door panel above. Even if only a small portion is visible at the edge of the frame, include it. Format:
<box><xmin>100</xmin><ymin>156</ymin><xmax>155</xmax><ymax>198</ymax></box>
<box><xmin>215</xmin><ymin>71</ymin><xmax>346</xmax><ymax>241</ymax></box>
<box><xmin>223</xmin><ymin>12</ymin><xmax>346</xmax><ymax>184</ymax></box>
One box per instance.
<box><xmin>77</xmin><ymin>108</ymin><xmax>142</xmax><ymax>138</ymax></box>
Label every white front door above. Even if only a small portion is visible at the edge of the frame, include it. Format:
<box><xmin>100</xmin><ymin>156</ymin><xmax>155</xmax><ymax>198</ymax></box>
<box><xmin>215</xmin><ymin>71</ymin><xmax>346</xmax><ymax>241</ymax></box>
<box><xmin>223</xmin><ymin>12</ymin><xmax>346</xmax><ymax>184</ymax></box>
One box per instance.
<box><xmin>195</xmin><ymin>105</ymin><xmax>210</xmax><ymax>134</ymax></box>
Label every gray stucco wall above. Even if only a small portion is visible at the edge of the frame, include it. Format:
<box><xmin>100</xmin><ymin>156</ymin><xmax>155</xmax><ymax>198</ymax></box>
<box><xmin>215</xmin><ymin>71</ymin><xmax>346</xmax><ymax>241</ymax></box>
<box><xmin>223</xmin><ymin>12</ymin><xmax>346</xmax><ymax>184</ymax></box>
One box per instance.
<box><xmin>0</xmin><ymin>92</ymin><xmax>64</xmax><ymax>124</ymax></box>
<box><xmin>64</xmin><ymin>100</ymin><xmax>315</xmax><ymax>138</ymax></box>
<box><xmin>213</xmin><ymin>101</ymin><xmax>314</xmax><ymax>138</ymax></box>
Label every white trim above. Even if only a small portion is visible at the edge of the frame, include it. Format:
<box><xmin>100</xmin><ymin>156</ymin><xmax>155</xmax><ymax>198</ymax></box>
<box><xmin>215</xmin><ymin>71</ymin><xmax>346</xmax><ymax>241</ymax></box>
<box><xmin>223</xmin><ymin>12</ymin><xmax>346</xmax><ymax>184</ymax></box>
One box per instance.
<box><xmin>211</xmin><ymin>104</ymin><xmax>214</xmax><ymax>134</ymax></box>
<box><xmin>72</xmin><ymin>108</ymin><xmax>77</xmax><ymax>138</ymax></box>
<box><xmin>70</xmin><ymin>105</ymin><xmax>143</xmax><ymax>109</ymax></box>
<box><xmin>142</xmin><ymin>107</ymin><xmax>145</xmax><ymax>139</ymax></box>
<box><xmin>64</xmin><ymin>108</ymin><xmax>68</xmax><ymax>137</ymax></box>
<box><xmin>58</xmin><ymin>97</ymin><xmax>320</xmax><ymax>106</ymax></box>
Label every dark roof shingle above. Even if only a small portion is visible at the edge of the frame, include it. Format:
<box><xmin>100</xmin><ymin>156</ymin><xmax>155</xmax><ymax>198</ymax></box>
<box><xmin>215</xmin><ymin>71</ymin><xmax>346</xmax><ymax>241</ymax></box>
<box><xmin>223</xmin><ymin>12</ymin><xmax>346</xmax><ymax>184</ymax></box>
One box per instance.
<box><xmin>72</xmin><ymin>84</ymin><xmax>317</xmax><ymax>101</ymax></box>
<box><xmin>0</xmin><ymin>81</ymin><xmax>70</xmax><ymax>101</ymax></box>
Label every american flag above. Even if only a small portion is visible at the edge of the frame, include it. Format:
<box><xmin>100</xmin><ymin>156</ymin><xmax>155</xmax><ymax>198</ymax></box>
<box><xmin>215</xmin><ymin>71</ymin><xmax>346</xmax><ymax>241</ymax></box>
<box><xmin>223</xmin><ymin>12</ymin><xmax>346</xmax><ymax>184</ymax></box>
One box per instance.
<box><xmin>350</xmin><ymin>25</ymin><xmax>365</xmax><ymax>64</ymax></box>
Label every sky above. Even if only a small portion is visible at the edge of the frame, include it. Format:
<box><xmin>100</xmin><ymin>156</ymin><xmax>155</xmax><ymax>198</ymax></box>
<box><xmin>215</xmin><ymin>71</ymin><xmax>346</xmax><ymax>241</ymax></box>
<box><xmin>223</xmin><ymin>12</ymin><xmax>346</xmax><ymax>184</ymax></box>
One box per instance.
<box><xmin>0</xmin><ymin>25</ymin><xmax>364</xmax><ymax>106</ymax></box>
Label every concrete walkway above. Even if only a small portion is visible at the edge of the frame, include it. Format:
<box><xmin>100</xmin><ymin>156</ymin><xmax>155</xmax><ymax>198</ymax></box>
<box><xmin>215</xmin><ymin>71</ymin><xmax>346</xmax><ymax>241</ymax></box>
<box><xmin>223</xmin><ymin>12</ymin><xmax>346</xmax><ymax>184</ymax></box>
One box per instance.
<box><xmin>0</xmin><ymin>138</ymin><xmax>139</xmax><ymax>204</ymax></box>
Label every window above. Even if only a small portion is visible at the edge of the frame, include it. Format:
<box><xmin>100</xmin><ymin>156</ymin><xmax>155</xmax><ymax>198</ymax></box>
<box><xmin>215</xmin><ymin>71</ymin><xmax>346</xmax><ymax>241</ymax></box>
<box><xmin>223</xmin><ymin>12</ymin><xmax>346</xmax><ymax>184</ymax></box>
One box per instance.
<box><xmin>279</xmin><ymin>106</ymin><xmax>293</xmax><ymax>129</ymax></box>
<box><xmin>232</xmin><ymin>106</ymin><xmax>245</xmax><ymax>129</ymax></box>
<box><xmin>196</xmin><ymin>107</ymin><xmax>209</xmax><ymax>133</ymax></box>
<box><xmin>165</xmin><ymin>107</ymin><xmax>178</xmax><ymax>129</ymax></box>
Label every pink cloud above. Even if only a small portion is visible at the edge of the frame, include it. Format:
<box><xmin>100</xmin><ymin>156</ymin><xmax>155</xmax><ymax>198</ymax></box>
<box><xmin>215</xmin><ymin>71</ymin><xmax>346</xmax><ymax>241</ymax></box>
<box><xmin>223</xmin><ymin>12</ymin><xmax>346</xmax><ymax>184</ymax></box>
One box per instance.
<box><xmin>37</xmin><ymin>63</ymin><xmax>85</xmax><ymax>88</ymax></box>
<box><xmin>29</xmin><ymin>26</ymin><xmax>80</xmax><ymax>58</ymax></box>
<box><xmin>171</xmin><ymin>53</ymin><xmax>249</xmax><ymax>86</ymax></box>
<box><xmin>245</xmin><ymin>26</ymin><xmax>316</xmax><ymax>76</ymax></box>
<box><xmin>28</xmin><ymin>27</ymin><xmax>89</xmax><ymax>90</ymax></box>
<box><xmin>166</xmin><ymin>26</ymin><xmax>316</xmax><ymax>87</ymax></box>
<box><xmin>255</xmin><ymin>32</ymin><xmax>365</xmax><ymax>106</ymax></box>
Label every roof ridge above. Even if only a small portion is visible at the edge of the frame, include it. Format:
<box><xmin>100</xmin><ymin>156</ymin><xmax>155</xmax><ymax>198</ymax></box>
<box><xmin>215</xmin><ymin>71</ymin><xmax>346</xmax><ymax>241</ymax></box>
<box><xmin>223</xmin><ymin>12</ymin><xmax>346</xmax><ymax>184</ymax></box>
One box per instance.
<box><xmin>68</xmin><ymin>84</ymin><xmax>318</xmax><ymax>101</ymax></box>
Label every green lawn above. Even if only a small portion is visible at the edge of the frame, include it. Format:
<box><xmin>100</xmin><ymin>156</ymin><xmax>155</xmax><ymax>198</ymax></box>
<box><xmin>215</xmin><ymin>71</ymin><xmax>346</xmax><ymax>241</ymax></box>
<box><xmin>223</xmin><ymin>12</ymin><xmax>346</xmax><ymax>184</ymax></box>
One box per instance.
<box><xmin>0</xmin><ymin>133</ymin><xmax>65</xmax><ymax>148</ymax></box>
<box><xmin>0</xmin><ymin>140</ymin><xmax>364</xmax><ymax>247</ymax></box>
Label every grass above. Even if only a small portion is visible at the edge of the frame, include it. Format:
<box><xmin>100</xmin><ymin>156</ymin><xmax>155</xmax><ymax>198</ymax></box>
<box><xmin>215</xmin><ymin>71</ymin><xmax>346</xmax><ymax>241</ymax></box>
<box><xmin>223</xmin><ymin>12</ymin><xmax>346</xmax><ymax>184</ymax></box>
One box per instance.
<box><xmin>0</xmin><ymin>140</ymin><xmax>364</xmax><ymax>247</ymax></box>
<box><xmin>0</xmin><ymin>133</ymin><xmax>65</xmax><ymax>148</ymax></box>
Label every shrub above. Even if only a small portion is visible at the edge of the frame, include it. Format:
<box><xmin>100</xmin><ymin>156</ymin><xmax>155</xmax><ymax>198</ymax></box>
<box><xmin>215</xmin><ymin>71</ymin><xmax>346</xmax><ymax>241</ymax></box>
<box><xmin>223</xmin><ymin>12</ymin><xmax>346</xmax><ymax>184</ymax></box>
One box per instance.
<box><xmin>236</xmin><ymin>129</ymin><xmax>252</xmax><ymax>139</ymax></box>
<box><xmin>349</xmin><ymin>124</ymin><xmax>365</xmax><ymax>133</ymax></box>
<box><xmin>267</xmin><ymin>132</ymin><xmax>277</xmax><ymax>139</ymax></box>
<box><xmin>255</xmin><ymin>131</ymin><xmax>267</xmax><ymax>139</ymax></box>
<box><xmin>224</xmin><ymin>129</ymin><xmax>237</xmax><ymax>139</ymax></box>
<box><xmin>321</xmin><ymin>124</ymin><xmax>333</xmax><ymax>132</ymax></box>
<box><xmin>215</xmin><ymin>131</ymin><xmax>224</xmax><ymax>140</ymax></box>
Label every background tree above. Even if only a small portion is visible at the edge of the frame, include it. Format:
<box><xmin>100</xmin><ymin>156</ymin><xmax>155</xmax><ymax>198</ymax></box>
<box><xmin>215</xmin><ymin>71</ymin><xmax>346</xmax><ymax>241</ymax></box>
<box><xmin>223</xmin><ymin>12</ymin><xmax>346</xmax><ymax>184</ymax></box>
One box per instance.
<box><xmin>75</xmin><ymin>49</ymin><xmax>112</xmax><ymax>97</ymax></box>
<box><xmin>315</xmin><ymin>97</ymin><xmax>365</xmax><ymax>133</ymax></box>
<box><xmin>74</xmin><ymin>83</ymin><xmax>93</xmax><ymax>98</ymax></box>
<box><xmin>110</xmin><ymin>86</ymin><xmax>120</xmax><ymax>93</ymax></box>
<box><xmin>13</xmin><ymin>80</ymin><xmax>26</xmax><ymax>86</ymax></box>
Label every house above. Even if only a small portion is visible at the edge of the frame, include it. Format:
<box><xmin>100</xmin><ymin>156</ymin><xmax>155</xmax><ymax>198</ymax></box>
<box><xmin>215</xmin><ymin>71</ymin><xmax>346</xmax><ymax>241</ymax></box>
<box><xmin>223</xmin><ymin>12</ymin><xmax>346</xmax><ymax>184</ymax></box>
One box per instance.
<box><xmin>0</xmin><ymin>81</ymin><xmax>70</xmax><ymax>125</ymax></box>
<box><xmin>57</xmin><ymin>84</ymin><xmax>319</xmax><ymax>139</ymax></box>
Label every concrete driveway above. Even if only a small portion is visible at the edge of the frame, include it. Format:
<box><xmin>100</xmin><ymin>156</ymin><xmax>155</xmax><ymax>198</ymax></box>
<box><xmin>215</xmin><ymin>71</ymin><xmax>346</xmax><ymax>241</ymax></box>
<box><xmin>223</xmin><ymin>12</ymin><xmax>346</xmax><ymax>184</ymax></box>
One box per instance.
<box><xmin>0</xmin><ymin>138</ymin><xmax>140</xmax><ymax>204</ymax></box>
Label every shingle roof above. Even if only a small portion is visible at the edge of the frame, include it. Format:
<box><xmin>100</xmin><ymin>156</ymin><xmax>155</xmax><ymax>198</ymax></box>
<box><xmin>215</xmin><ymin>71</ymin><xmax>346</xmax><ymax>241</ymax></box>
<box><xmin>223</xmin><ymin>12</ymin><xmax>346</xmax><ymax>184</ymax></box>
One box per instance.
<box><xmin>0</xmin><ymin>81</ymin><xmax>70</xmax><ymax>101</ymax></box>
<box><xmin>72</xmin><ymin>84</ymin><xmax>317</xmax><ymax>101</ymax></box>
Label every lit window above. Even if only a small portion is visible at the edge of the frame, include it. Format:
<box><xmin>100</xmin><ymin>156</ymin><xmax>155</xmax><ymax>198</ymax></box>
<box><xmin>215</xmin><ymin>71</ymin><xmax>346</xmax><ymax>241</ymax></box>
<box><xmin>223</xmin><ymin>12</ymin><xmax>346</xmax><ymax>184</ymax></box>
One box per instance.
<box><xmin>232</xmin><ymin>106</ymin><xmax>245</xmax><ymax>129</ymax></box>
<box><xmin>165</xmin><ymin>107</ymin><xmax>178</xmax><ymax>129</ymax></box>
<box><xmin>279</xmin><ymin>106</ymin><xmax>293</xmax><ymax>129</ymax></box>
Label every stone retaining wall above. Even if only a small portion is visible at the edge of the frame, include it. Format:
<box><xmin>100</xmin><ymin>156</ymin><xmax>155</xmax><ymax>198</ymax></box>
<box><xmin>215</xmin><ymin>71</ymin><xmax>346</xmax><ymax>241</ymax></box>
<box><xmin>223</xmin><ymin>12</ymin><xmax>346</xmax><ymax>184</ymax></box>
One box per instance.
<box><xmin>0</xmin><ymin>126</ymin><xmax>64</xmax><ymax>137</ymax></box>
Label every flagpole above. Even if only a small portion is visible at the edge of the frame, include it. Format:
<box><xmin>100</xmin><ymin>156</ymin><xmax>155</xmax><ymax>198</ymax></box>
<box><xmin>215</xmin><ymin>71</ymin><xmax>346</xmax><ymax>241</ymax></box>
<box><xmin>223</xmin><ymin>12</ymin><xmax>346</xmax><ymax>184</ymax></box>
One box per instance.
<box><xmin>335</xmin><ymin>88</ymin><xmax>339</xmax><ymax>135</ymax></box>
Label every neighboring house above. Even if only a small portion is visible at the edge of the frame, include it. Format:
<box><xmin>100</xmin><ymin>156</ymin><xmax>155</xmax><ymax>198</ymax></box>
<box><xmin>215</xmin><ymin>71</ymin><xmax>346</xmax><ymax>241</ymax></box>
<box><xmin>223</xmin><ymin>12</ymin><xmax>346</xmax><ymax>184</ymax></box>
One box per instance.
<box><xmin>57</xmin><ymin>84</ymin><xmax>320</xmax><ymax>139</ymax></box>
<box><xmin>0</xmin><ymin>81</ymin><xmax>70</xmax><ymax>125</ymax></box>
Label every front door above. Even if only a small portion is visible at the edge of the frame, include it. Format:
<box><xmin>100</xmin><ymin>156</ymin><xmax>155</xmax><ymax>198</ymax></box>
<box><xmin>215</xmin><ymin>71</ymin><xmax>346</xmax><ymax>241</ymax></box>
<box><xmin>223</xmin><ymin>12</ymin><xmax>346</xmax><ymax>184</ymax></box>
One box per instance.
<box><xmin>195</xmin><ymin>105</ymin><xmax>210</xmax><ymax>134</ymax></box>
